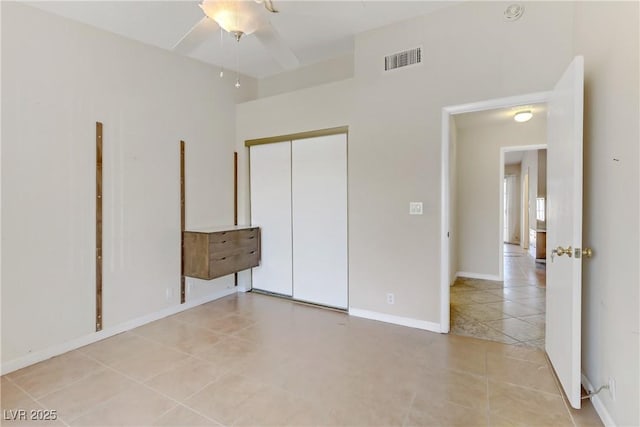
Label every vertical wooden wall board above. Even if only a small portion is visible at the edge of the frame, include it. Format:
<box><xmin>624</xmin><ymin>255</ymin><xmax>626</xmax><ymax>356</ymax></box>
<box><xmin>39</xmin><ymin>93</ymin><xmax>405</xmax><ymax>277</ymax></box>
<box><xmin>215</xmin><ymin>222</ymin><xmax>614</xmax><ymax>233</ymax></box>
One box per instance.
<box><xmin>95</xmin><ymin>122</ymin><xmax>103</xmax><ymax>331</ymax></box>
<box><xmin>180</xmin><ymin>141</ymin><xmax>186</xmax><ymax>303</ymax></box>
<box><xmin>234</xmin><ymin>152</ymin><xmax>238</xmax><ymax>287</ymax></box>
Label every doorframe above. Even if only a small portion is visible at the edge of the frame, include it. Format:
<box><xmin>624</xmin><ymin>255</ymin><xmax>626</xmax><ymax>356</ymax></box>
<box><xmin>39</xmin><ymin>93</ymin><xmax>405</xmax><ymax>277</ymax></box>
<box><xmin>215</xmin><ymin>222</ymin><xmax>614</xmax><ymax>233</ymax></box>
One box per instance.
<box><xmin>500</xmin><ymin>144</ymin><xmax>547</xmax><ymax>274</ymax></box>
<box><xmin>522</xmin><ymin>171</ymin><xmax>530</xmax><ymax>250</ymax></box>
<box><xmin>440</xmin><ymin>91</ymin><xmax>551</xmax><ymax>333</ymax></box>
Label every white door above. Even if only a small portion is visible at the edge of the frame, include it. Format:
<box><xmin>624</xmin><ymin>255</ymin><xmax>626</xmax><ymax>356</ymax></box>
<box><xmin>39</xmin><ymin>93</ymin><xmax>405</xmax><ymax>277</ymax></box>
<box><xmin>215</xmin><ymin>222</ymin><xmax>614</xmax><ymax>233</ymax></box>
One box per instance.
<box><xmin>250</xmin><ymin>142</ymin><xmax>293</xmax><ymax>296</ymax></box>
<box><xmin>291</xmin><ymin>134</ymin><xmax>348</xmax><ymax>309</ymax></box>
<box><xmin>546</xmin><ymin>56</ymin><xmax>584</xmax><ymax>409</ymax></box>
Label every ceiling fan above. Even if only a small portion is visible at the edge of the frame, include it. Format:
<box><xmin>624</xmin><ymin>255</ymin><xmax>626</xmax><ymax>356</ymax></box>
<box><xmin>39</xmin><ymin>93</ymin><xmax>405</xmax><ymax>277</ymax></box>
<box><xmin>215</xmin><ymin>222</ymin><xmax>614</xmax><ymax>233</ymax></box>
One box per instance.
<box><xmin>173</xmin><ymin>0</ymin><xmax>299</xmax><ymax>71</ymax></box>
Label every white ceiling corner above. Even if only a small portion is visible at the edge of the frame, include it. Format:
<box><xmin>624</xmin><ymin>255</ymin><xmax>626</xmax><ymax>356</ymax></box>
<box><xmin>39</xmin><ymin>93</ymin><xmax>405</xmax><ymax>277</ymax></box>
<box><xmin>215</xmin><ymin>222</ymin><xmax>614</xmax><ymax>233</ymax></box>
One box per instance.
<box><xmin>25</xmin><ymin>0</ymin><xmax>459</xmax><ymax>79</ymax></box>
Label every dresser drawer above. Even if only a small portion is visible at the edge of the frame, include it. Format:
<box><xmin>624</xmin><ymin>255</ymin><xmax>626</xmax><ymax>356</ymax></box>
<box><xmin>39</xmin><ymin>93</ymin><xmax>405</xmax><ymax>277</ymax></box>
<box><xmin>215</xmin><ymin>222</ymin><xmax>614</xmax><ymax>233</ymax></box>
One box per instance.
<box><xmin>209</xmin><ymin>229</ymin><xmax>259</xmax><ymax>255</ymax></box>
<box><xmin>209</xmin><ymin>228</ymin><xmax>258</xmax><ymax>243</ymax></box>
<box><xmin>209</xmin><ymin>250</ymin><xmax>260</xmax><ymax>278</ymax></box>
<box><xmin>183</xmin><ymin>227</ymin><xmax>261</xmax><ymax>280</ymax></box>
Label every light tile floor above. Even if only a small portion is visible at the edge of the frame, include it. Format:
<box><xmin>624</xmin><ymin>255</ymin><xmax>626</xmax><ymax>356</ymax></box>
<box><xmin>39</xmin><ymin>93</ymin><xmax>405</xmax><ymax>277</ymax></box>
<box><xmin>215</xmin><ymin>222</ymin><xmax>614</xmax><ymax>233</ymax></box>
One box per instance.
<box><xmin>450</xmin><ymin>244</ymin><xmax>547</xmax><ymax>349</ymax></box>
<box><xmin>2</xmin><ymin>292</ymin><xmax>601</xmax><ymax>426</ymax></box>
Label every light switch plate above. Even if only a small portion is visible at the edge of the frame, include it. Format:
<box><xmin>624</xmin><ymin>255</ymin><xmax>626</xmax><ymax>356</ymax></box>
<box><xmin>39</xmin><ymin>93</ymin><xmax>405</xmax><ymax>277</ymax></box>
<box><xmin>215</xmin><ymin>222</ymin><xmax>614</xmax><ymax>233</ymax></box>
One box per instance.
<box><xmin>409</xmin><ymin>202</ymin><xmax>423</xmax><ymax>215</ymax></box>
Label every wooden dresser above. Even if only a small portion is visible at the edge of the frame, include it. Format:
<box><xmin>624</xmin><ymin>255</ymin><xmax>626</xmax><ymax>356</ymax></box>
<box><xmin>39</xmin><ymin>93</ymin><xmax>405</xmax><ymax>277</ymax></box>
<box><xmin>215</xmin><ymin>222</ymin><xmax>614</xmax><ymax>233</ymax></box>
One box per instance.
<box><xmin>183</xmin><ymin>226</ymin><xmax>260</xmax><ymax>280</ymax></box>
<box><xmin>529</xmin><ymin>228</ymin><xmax>547</xmax><ymax>262</ymax></box>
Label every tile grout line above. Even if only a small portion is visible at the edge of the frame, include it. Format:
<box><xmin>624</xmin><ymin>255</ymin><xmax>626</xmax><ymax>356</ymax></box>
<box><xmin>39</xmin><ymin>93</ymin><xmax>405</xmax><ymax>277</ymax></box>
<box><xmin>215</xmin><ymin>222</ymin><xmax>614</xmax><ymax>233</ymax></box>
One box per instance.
<box><xmin>73</xmin><ymin>316</ymin><xmax>296</xmax><ymax>426</ymax></box>
<box><xmin>489</xmin><ymin>376</ymin><xmax>564</xmax><ymax>399</ymax></box>
<box><xmin>73</xmin><ymin>351</ymin><xmax>226</xmax><ymax>426</ymax></box>
<box><xmin>3</xmin><ymin>375</ymin><xmax>74</xmax><ymax>426</ymax></box>
<box><xmin>450</xmin><ymin>254</ymin><xmax>546</xmax><ymax>349</ymax></box>
<box><xmin>484</xmin><ymin>345</ymin><xmax>491</xmax><ymax>426</ymax></box>
<box><xmin>544</xmin><ymin>352</ymin><xmax>580</xmax><ymax>427</ymax></box>
<box><xmin>400</xmin><ymin>391</ymin><xmax>417</xmax><ymax>427</ymax></box>
<box><xmin>479</xmin><ymin>319</ymin><xmax>544</xmax><ymax>344</ymax></box>
<box><xmin>2</xmin><ymin>360</ymin><xmax>104</xmax><ymax>427</ymax></box>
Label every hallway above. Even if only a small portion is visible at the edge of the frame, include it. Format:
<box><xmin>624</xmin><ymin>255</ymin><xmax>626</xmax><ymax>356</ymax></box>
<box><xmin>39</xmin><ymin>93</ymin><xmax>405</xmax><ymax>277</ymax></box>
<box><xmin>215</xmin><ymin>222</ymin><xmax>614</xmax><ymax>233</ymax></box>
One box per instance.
<box><xmin>450</xmin><ymin>244</ymin><xmax>546</xmax><ymax>349</ymax></box>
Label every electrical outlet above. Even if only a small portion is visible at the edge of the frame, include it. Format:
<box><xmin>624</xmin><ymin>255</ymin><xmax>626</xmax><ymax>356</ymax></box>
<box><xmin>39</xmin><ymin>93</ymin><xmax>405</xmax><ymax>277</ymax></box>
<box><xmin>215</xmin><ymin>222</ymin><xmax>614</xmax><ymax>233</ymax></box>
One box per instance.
<box><xmin>608</xmin><ymin>377</ymin><xmax>616</xmax><ymax>401</ymax></box>
<box><xmin>386</xmin><ymin>293</ymin><xmax>395</xmax><ymax>304</ymax></box>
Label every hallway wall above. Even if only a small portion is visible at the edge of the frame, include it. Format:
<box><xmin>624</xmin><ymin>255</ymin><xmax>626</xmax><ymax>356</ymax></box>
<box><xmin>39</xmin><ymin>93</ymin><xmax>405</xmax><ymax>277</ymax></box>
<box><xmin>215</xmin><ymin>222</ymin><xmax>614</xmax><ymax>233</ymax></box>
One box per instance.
<box><xmin>454</xmin><ymin>116</ymin><xmax>546</xmax><ymax>279</ymax></box>
<box><xmin>504</xmin><ymin>163</ymin><xmax>522</xmax><ymax>244</ymax></box>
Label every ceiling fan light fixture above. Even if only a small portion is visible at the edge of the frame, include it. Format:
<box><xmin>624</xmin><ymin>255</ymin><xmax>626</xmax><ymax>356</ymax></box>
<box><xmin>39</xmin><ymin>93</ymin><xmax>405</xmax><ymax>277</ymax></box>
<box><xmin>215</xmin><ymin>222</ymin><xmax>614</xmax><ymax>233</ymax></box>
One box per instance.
<box><xmin>200</xmin><ymin>0</ymin><xmax>260</xmax><ymax>36</ymax></box>
<box><xmin>514</xmin><ymin>110</ymin><xmax>533</xmax><ymax>122</ymax></box>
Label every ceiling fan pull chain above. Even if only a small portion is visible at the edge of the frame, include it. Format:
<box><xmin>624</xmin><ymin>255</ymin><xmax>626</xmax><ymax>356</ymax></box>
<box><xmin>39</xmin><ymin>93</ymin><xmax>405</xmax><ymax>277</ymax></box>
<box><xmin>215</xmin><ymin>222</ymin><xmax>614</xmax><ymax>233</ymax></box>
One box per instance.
<box><xmin>219</xmin><ymin>28</ymin><xmax>224</xmax><ymax>78</ymax></box>
<box><xmin>235</xmin><ymin>34</ymin><xmax>241</xmax><ymax>88</ymax></box>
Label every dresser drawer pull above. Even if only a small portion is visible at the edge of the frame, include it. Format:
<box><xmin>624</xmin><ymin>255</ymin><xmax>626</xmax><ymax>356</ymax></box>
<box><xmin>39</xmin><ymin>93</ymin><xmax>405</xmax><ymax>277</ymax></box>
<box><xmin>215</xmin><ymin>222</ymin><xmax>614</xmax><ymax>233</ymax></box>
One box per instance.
<box><xmin>248</xmin><ymin>236</ymin><xmax>255</xmax><ymax>239</ymax></box>
<box><xmin>250</xmin><ymin>251</ymin><xmax>256</xmax><ymax>254</ymax></box>
<box><xmin>221</xmin><ymin>240</ymin><xmax>226</xmax><ymax>244</ymax></box>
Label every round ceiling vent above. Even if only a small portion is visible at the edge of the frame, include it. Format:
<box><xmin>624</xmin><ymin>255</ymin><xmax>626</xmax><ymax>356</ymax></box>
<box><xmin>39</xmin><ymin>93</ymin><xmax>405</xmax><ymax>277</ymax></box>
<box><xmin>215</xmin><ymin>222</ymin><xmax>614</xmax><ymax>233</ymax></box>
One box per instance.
<box><xmin>504</xmin><ymin>4</ymin><xmax>525</xmax><ymax>21</ymax></box>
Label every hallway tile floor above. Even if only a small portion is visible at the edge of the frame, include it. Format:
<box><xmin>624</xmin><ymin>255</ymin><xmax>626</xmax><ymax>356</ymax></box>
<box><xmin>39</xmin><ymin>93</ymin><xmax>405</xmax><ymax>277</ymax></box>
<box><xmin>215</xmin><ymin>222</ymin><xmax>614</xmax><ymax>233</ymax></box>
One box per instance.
<box><xmin>450</xmin><ymin>244</ymin><xmax>547</xmax><ymax>349</ymax></box>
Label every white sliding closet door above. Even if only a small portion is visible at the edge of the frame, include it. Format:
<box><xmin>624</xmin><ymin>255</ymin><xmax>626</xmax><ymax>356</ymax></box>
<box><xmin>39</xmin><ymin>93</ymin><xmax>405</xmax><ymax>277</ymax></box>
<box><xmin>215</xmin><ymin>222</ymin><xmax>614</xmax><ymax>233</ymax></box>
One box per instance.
<box><xmin>292</xmin><ymin>134</ymin><xmax>348</xmax><ymax>309</ymax></box>
<box><xmin>250</xmin><ymin>142</ymin><xmax>293</xmax><ymax>296</ymax></box>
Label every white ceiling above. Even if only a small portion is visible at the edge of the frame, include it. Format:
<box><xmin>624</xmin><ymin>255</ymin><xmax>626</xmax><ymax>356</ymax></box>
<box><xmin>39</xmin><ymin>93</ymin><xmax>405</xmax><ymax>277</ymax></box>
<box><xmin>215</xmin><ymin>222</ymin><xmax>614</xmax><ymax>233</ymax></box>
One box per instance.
<box><xmin>453</xmin><ymin>103</ymin><xmax>547</xmax><ymax>166</ymax></box>
<box><xmin>26</xmin><ymin>1</ymin><xmax>458</xmax><ymax>79</ymax></box>
<box><xmin>504</xmin><ymin>151</ymin><xmax>524</xmax><ymax>165</ymax></box>
<box><xmin>453</xmin><ymin>103</ymin><xmax>547</xmax><ymax>130</ymax></box>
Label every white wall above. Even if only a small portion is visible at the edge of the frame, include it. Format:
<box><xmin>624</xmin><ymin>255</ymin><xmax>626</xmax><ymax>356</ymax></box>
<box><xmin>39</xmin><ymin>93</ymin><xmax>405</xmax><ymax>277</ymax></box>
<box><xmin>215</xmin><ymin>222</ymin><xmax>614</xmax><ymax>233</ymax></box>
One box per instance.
<box><xmin>521</xmin><ymin>149</ymin><xmax>539</xmax><ymax>235</ymax></box>
<box><xmin>348</xmin><ymin>1</ymin><xmax>573</xmax><ymax>322</ymax></box>
<box><xmin>455</xmin><ymin>118</ymin><xmax>546</xmax><ymax>278</ymax></box>
<box><xmin>1</xmin><ymin>2</ymin><xmax>257</xmax><ymax>367</ymax></box>
<box><xmin>504</xmin><ymin>163</ymin><xmax>522</xmax><ymax>244</ymax></box>
<box><xmin>574</xmin><ymin>2</ymin><xmax>639</xmax><ymax>426</ymax></box>
<box><xmin>258</xmin><ymin>54</ymin><xmax>354</xmax><ymax>99</ymax></box>
<box><xmin>237</xmin><ymin>1</ymin><xmax>574</xmax><ymax>326</ymax></box>
<box><xmin>536</xmin><ymin>149</ymin><xmax>547</xmax><ymax>229</ymax></box>
<box><xmin>448</xmin><ymin>116</ymin><xmax>458</xmax><ymax>285</ymax></box>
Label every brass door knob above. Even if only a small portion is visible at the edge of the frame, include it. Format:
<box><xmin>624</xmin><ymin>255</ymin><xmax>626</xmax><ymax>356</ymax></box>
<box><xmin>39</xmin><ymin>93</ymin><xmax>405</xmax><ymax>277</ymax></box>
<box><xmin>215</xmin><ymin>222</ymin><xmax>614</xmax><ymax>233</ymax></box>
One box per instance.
<box><xmin>581</xmin><ymin>248</ymin><xmax>593</xmax><ymax>258</ymax></box>
<box><xmin>553</xmin><ymin>246</ymin><xmax>573</xmax><ymax>257</ymax></box>
<box><xmin>551</xmin><ymin>245</ymin><xmax>572</xmax><ymax>262</ymax></box>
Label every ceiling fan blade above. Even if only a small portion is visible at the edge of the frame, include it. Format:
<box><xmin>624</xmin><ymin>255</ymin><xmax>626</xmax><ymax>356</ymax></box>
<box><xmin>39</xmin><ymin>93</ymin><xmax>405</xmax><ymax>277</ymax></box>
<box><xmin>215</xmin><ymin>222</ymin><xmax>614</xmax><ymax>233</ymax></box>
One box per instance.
<box><xmin>263</xmin><ymin>0</ymin><xmax>278</xmax><ymax>13</ymax></box>
<box><xmin>254</xmin><ymin>0</ymin><xmax>278</xmax><ymax>13</ymax></box>
<box><xmin>254</xmin><ymin>22</ymin><xmax>299</xmax><ymax>70</ymax></box>
<box><xmin>173</xmin><ymin>16</ymin><xmax>219</xmax><ymax>54</ymax></box>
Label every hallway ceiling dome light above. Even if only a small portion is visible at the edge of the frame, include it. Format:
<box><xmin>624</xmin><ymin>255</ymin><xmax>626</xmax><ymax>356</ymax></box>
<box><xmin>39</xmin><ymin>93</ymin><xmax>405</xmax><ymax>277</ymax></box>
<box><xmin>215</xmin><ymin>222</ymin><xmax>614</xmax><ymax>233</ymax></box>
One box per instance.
<box><xmin>514</xmin><ymin>110</ymin><xmax>533</xmax><ymax>122</ymax></box>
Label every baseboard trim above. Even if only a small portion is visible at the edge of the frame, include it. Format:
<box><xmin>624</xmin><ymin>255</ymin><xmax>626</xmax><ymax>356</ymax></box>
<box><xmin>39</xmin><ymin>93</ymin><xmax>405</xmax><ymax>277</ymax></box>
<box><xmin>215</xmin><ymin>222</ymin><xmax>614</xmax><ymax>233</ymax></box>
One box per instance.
<box><xmin>0</xmin><ymin>287</ymin><xmax>238</xmax><ymax>375</ymax></box>
<box><xmin>581</xmin><ymin>373</ymin><xmax>615</xmax><ymax>427</ymax></box>
<box><xmin>449</xmin><ymin>272</ymin><xmax>459</xmax><ymax>287</ymax></box>
<box><xmin>348</xmin><ymin>308</ymin><xmax>442</xmax><ymax>333</ymax></box>
<box><xmin>456</xmin><ymin>271</ymin><xmax>502</xmax><ymax>281</ymax></box>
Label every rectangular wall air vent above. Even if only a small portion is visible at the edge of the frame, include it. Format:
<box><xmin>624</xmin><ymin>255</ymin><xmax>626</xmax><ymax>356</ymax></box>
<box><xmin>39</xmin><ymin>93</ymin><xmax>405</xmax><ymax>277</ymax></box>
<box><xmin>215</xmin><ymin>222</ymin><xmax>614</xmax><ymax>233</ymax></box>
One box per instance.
<box><xmin>384</xmin><ymin>47</ymin><xmax>422</xmax><ymax>71</ymax></box>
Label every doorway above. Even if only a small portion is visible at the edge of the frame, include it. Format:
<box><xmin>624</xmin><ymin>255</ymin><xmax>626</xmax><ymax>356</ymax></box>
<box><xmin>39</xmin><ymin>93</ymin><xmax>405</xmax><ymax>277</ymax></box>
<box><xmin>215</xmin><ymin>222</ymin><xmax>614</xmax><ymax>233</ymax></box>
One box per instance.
<box><xmin>451</xmin><ymin>143</ymin><xmax>548</xmax><ymax>347</ymax></box>
<box><xmin>442</xmin><ymin>57</ymin><xmax>585</xmax><ymax>409</ymax></box>
<box><xmin>441</xmin><ymin>93</ymin><xmax>549</xmax><ymax>349</ymax></box>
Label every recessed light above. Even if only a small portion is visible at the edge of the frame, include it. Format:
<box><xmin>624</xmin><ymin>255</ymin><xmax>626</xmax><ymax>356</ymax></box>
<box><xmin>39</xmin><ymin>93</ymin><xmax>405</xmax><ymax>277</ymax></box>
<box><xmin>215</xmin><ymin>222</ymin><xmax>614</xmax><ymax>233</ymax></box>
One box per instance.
<box><xmin>514</xmin><ymin>110</ymin><xmax>533</xmax><ymax>122</ymax></box>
